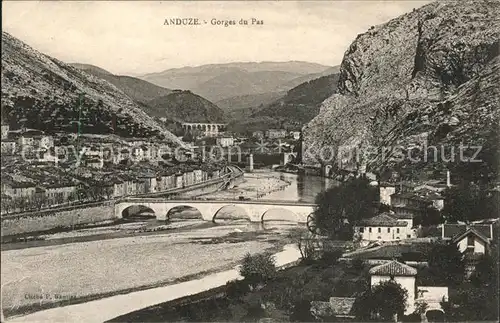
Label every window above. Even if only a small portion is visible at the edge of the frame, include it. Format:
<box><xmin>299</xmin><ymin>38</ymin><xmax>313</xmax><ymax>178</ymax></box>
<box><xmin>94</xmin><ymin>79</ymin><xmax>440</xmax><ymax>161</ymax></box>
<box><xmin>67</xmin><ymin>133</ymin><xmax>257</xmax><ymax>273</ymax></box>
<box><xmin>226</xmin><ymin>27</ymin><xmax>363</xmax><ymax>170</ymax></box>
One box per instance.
<box><xmin>359</xmin><ymin>227</ymin><xmax>364</xmax><ymax>233</ymax></box>
<box><xmin>387</xmin><ymin>228</ymin><xmax>390</xmax><ymax>233</ymax></box>
<box><xmin>369</xmin><ymin>228</ymin><xmax>372</xmax><ymax>233</ymax></box>
<box><xmin>407</xmin><ymin>234</ymin><xmax>411</xmax><ymax>238</ymax></box>
<box><xmin>378</xmin><ymin>228</ymin><xmax>381</xmax><ymax>233</ymax></box>
<box><xmin>397</xmin><ymin>228</ymin><xmax>400</xmax><ymax>234</ymax></box>
<box><xmin>467</xmin><ymin>235</ymin><xmax>474</xmax><ymax>246</ymax></box>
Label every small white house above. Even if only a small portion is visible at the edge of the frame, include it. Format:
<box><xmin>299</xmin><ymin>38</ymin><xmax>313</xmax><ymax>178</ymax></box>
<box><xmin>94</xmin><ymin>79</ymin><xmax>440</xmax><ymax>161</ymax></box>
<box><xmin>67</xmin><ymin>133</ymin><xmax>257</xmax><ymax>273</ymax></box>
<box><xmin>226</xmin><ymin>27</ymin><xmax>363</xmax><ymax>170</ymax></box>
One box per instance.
<box><xmin>452</xmin><ymin>228</ymin><xmax>490</xmax><ymax>255</ymax></box>
<box><xmin>369</xmin><ymin>260</ymin><xmax>418</xmax><ymax>315</ymax></box>
<box><xmin>442</xmin><ymin>223</ymin><xmax>493</xmax><ymax>254</ymax></box>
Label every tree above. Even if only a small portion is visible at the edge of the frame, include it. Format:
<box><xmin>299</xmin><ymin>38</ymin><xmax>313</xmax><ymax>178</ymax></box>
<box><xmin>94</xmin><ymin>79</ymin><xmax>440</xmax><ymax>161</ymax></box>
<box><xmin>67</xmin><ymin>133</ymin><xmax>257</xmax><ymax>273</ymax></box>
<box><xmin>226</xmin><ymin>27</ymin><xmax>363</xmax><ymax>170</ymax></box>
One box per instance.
<box><xmin>239</xmin><ymin>252</ymin><xmax>276</xmax><ymax>287</ymax></box>
<box><xmin>428</xmin><ymin>242</ymin><xmax>465</xmax><ymax>285</ymax></box>
<box><xmin>289</xmin><ymin>228</ymin><xmax>319</xmax><ymax>263</ymax></box>
<box><xmin>314</xmin><ymin>178</ymin><xmax>378</xmax><ymax>239</ymax></box>
<box><xmin>353</xmin><ymin>280</ymin><xmax>408</xmax><ymax>322</ymax></box>
<box><xmin>442</xmin><ymin>183</ymin><xmax>498</xmax><ymax>223</ymax></box>
<box><xmin>470</xmin><ymin>254</ymin><xmax>496</xmax><ymax>287</ymax></box>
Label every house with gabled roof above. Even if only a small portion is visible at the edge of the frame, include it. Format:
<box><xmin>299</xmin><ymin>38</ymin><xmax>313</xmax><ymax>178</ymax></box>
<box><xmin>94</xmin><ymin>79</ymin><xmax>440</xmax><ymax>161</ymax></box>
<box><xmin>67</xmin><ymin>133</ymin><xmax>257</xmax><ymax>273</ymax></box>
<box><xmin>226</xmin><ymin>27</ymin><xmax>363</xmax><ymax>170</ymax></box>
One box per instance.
<box><xmin>442</xmin><ymin>223</ymin><xmax>494</xmax><ymax>254</ymax></box>
<box><xmin>369</xmin><ymin>260</ymin><xmax>418</xmax><ymax>314</ymax></box>
<box><xmin>354</xmin><ymin>213</ymin><xmax>415</xmax><ymax>245</ymax></box>
<box><xmin>310</xmin><ymin>260</ymin><xmax>449</xmax><ymax>319</ymax></box>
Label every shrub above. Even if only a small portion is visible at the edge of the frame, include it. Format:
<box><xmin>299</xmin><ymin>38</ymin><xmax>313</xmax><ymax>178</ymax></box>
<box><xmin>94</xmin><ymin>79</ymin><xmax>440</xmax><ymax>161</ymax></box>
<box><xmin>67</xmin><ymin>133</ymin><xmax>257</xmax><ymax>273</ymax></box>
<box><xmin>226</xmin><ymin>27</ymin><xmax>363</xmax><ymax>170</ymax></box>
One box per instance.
<box><xmin>289</xmin><ymin>228</ymin><xmax>319</xmax><ymax>263</ymax></box>
<box><xmin>225</xmin><ymin>279</ymin><xmax>251</xmax><ymax>301</ymax></box>
<box><xmin>351</xmin><ymin>257</ymin><xmax>365</xmax><ymax>271</ymax></box>
<box><xmin>289</xmin><ymin>299</ymin><xmax>315</xmax><ymax>322</ymax></box>
<box><xmin>319</xmin><ymin>248</ymin><xmax>343</xmax><ymax>266</ymax></box>
<box><xmin>239</xmin><ymin>252</ymin><xmax>276</xmax><ymax>286</ymax></box>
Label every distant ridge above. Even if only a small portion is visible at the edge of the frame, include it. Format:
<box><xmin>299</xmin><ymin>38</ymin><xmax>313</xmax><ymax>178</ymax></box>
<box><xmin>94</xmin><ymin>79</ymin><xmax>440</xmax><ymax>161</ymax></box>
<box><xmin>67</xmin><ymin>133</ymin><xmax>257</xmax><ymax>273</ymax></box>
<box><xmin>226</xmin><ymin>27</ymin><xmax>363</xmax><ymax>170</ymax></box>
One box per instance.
<box><xmin>70</xmin><ymin>63</ymin><xmax>172</xmax><ymax>104</ymax></box>
<box><xmin>71</xmin><ymin>62</ymin><xmax>226</xmax><ymax>126</ymax></box>
<box><xmin>139</xmin><ymin>61</ymin><xmax>334</xmax><ymax>102</ymax></box>
<box><xmin>68</xmin><ymin>63</ymin><xmax>112</xmax><ymax>75</ymax></box>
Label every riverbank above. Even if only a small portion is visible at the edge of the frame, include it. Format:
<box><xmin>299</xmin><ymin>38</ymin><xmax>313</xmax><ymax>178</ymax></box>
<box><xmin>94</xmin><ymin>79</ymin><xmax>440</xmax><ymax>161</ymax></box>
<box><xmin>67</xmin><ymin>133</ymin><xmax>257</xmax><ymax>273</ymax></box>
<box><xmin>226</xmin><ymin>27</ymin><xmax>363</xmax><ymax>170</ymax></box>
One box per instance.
<box><xmin>6</xmin><ymin>244</ymin><xmax>301</xmax><ymax>323</ymax></box>
<box><xmin>199</xmin><ymin>171</ymin><xmax>292</xmax><ymax>200</ymax></box>
<box><xmin>2</xmin><ymin>221</ymin><xmax>298</xmax><ymax>320</ymax></box>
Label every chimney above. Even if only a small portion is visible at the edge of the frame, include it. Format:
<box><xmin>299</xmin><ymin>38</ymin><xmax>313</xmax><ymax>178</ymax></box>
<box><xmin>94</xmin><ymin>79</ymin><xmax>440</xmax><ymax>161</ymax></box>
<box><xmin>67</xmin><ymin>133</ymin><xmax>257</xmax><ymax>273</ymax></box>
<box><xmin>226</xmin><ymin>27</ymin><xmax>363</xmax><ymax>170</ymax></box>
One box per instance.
<box><xmin>446</xmin><ymin>170</ymin><xmax>451</xmax><ymax>187</ymax></box>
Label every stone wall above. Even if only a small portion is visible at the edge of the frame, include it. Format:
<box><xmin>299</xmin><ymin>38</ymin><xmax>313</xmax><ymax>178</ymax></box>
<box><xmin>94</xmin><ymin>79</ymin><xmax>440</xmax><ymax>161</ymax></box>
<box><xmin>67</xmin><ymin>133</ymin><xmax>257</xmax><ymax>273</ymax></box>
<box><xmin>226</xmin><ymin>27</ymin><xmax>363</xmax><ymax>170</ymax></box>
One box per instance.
<box><xmin>1</xmin><ymin>172</ymin><xmax>244</xmax><ymax>237</ymax></box>
<box><xmin>1</xmin><ymin>202</ymin><xmax>115</xmax><ymax>237</ymax></box>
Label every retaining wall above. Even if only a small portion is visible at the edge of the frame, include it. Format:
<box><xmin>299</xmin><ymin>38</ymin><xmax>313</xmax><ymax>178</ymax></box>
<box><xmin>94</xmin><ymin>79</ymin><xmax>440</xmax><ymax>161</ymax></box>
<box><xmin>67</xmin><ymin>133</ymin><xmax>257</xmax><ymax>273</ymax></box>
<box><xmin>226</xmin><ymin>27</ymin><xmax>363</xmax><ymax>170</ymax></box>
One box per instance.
<box><xmin>1</xmin><ymin>202</ymin><xmax>115</xmax><ymax>237</ymax></box>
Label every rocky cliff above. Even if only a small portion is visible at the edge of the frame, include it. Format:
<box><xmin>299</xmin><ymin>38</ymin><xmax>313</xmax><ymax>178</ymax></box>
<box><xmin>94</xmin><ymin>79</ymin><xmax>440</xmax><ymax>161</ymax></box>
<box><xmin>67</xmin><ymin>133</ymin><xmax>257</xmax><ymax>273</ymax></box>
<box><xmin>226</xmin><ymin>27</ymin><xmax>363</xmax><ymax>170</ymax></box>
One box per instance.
<box><xmin>302</xmin><ymin>0</ymin><xmax>499</xmax><ymax>182</ymax></box>
<box><xmin>1</xmin><ymin>32</ymin><xmax>183</xmax><ymax>145</ymax></box>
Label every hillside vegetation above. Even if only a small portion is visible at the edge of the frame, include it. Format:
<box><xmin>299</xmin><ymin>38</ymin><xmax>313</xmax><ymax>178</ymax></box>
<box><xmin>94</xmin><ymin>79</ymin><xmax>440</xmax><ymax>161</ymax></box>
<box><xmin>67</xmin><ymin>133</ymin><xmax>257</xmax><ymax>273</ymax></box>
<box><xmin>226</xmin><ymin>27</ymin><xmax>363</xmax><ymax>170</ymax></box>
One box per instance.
<box><xmin>146</xmin><ymin>90</ymin><xmax>226</xmax><ymax>123</ymax></box>
<box><xmin>228</xmin><ymin>73</ymin><xmax>339</xmax><ymax>133</ymax></box>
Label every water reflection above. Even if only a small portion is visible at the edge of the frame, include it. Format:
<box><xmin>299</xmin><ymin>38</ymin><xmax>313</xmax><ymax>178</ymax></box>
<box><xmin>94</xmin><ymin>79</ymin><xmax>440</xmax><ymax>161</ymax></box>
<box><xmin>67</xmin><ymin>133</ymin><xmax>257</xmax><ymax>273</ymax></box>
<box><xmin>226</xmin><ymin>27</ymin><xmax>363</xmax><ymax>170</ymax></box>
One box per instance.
<box><xmin>265</xmin><ymin>172</ymin><xmax>338</xmax><ymax>203</ymax></box>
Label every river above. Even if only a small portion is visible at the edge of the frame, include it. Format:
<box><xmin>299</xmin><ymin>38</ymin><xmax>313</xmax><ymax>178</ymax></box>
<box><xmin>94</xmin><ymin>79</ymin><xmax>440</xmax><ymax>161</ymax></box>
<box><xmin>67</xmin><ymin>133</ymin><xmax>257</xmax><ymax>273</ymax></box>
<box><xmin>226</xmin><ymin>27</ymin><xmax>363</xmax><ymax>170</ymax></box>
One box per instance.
<box><xmin>259</xmin><ymin>171</ymin><xmax>338</xmax><ymax>203</ymax></box>
<box><xmin>2</xmin><ymin>171</ymin><xmax>335</xmax><ymax>322</ymax></box>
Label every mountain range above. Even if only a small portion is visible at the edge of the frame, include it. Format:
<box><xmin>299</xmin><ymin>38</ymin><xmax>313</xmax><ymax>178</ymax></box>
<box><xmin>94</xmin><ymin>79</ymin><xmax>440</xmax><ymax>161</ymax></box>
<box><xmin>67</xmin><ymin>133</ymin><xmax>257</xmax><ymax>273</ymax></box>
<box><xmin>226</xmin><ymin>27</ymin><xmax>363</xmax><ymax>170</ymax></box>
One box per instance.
<box><xmin>139</xmin><ymin>61</ymin><xmax>335</xmax><ymax>104</ymax></box>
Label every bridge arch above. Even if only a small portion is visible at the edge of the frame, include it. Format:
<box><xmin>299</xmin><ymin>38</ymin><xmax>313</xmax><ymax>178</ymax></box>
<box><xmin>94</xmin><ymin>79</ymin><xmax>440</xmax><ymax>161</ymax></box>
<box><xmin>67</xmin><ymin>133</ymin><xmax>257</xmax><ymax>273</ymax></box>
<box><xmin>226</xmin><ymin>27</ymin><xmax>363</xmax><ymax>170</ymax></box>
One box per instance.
<box><xmin>261</xmin><ymin>208</ymin><xmax>299</xmax><ymax>223</ymax></box>
<box><xmin>166</xmin><ymin>205</ymin><xmax>203</xmax><ymax>222</ymax></box>
<box><xmin>121</xmin><ymin>205</ymin><xmax>157</xmax><ymax>219</ymax></box>
<box><xmin>212</xmin><ymin>204</ymin><xmax>251</xmax><ymax>223</ymax></box>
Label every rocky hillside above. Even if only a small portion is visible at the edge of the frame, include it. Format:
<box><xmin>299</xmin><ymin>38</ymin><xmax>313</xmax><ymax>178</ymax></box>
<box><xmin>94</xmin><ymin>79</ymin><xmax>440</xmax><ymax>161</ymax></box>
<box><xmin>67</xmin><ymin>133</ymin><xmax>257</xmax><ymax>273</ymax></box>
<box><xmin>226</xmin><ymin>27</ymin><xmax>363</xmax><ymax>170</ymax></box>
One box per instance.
<box><xmin>227</xmin><ymin>73</ymin><xmax>339</xmax><ymax>133</ymax></box>
<box><xmin>146</xmin><ymin>90</ymin><xmax>226</xmax><ymax>123</ymax></box>
<box><xmin>302</xmin><ymin>0</ymin><xmax>499</xmax><ymax>182</ymax></box>
<box><xmin>253</xmin><ymin>74</ymin><xmax>340</xmax><ymax>127</ymax></box>
<box><xmin>70</xmin><ymin>64</ymin><xmax>173</xmax><ymax>104</ymax></box>
<box><xmin>1</xmin><ymin>32</ymin><xmax>183</xmax><ymax>145</ymax></box>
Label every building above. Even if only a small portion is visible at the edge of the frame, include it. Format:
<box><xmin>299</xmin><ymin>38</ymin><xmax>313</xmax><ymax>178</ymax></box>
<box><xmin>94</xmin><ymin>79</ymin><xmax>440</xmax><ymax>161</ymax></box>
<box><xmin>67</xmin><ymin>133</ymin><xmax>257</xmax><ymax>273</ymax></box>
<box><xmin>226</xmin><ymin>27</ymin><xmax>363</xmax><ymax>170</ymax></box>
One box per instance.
<box><xmin>158</xmin><ymin>173</ymin><xmax>175</xmax><ymax>191</ymax></box>
<box><xmin>312</xmin><ymin>260</ymin><xmax>448</xmax><ymax>320</ymax></box>
<box><xmin>44</xmin><ymin>182</ymin><xmax>77</xmax><ymax>204</ymax></box>
<box><xmin>252</xmin><ymin>131</ymin><xmax>264</xmax><ymax>139</ymax></box>
<box><xmin>369</xmin><ymin>260</ymin><xmax>418</xmax><ymax>315</ymax></box>
<box><xmin>390</xmin><ymin>189</ymin><xmax>444</xmax><ymax>220</ymax></box>
<box><xmin>216</xmin><ymin>136</ymin><xmax>234</xmax><ymax>147</ymax></box>
<box><xmin>39</xmin><ymin>135</ymin><xmax>54</xmax><ymax>149</ymax></box>
<box><xmin>193</xmin><ymin>169</ymin><xmax>203</xmax><ymax>183</ymax></box>
<box><xmin>1</xmin><ymin>139</ymin><xmax>17</xmax><ymax>155</ymax></box>
<box><xmin>265</xmin><ymin>129</ymin><xmax>287</xmax><ymax>139</ymax></box>
<box><xmin>1</xmin><ymin>123</ymin><xmax>9</xmax><ymax>140</ymax></box>
<box><xmin>354</xmin><ymin>213</ymin><xmax>414</xmax><ymax>245</ymax></box>
<box><xmin>379</xmin><ymin>182</ymin><xmax>396</xmax><ymax>205</ymax></box>
<box><xmin>1</xmin><ymin>180</ymin><xmax>37</xmax><ymax>199</ymax></box>
<box><xmin>442</xmin><ymin>223</ymin><xmax>494</xmax><ymax>254</ymax></box>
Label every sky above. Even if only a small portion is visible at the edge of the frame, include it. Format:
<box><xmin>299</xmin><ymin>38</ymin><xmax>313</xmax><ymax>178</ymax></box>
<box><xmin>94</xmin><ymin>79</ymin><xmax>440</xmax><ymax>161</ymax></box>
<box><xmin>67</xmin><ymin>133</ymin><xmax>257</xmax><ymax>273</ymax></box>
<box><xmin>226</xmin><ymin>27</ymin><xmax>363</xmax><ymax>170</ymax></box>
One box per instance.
<box><xmin>3</xmin><ymin>1</ymin><xmax>431</xmax><ymax>76</ymax></box>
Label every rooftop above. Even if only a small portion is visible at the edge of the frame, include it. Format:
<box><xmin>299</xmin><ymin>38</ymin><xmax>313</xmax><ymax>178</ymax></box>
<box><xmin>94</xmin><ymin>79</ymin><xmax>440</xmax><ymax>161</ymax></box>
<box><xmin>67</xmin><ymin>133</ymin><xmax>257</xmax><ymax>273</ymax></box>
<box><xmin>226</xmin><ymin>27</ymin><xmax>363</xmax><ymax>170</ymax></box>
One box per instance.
<box><xmin>358</xmin><ymin>213</ymin><xmax>407</xmax><ymax>227</ymax></box>
<box><xmin>452</xmin><ymin>227</ymin><xmax>492</xmax><ymax>244</ymax></box>
<box><xmin>443</xmin><ymin>223</ymin><xmax>493</xmax><ymax>240</ymax></box>
<box><xmin>369</xmin><ymin>260</ymin><xmax>418</xmax><ymax>276</ymax></box>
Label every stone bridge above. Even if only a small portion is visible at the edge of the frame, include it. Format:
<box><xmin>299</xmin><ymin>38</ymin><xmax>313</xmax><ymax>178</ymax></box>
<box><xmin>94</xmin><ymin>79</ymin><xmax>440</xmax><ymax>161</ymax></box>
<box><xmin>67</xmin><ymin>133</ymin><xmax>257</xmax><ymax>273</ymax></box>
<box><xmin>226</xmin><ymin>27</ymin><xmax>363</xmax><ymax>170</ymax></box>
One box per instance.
<box><xmin>115</xmin><ymin>198</ymin><xmax>316</xmax><ymax>222</ymax></box>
